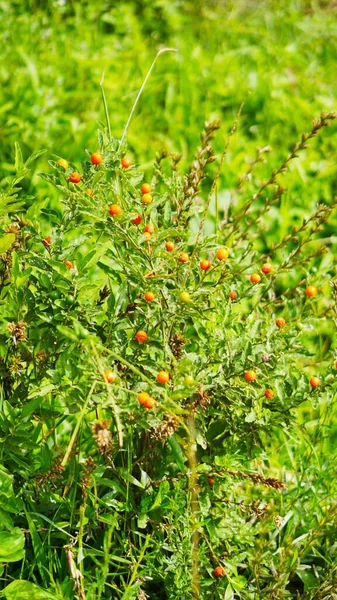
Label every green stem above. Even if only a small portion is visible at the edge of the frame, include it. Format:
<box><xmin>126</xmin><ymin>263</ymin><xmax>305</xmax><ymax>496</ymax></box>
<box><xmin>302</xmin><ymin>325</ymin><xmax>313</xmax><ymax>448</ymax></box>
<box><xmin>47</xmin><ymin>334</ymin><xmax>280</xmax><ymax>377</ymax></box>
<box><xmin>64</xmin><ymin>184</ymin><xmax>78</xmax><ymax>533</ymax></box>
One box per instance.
<box><xmin>100</xmin><ymin>70</ymin><xmax>112</xmax><ymax>141</ymax></box>
<box><xmin>61</xmin><ymin>382</ymin><xmax>96</xmax><ymax>468</ymax></box>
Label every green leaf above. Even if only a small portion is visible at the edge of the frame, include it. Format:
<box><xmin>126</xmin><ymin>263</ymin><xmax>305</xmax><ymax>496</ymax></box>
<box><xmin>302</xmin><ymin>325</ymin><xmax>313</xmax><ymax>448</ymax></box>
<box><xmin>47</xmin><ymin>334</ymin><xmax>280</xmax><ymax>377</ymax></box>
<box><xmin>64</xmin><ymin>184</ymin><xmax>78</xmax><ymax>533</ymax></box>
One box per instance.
<box><xmin>78</xmin><ymin>242</ymin><xmax>111</xmax><ymax>272</ymax></box>
<box><xmin>0</xmin><ymin>234</ymin><xmax>15</xmax><ymax>254</ymax></box>
<box><xmin>14</xmin><ymin>142</ymin><xmax>23</xmax><ymax>171</ymax></box>
<box><xmin>0</xmin><ymin>528</ymin><xmax>25</xmax><ymax>562</ymax></box>
<box><xmin>3</xmin><ymin>581</ymin><xmax>59</xmax><ymax>600</ymax></box>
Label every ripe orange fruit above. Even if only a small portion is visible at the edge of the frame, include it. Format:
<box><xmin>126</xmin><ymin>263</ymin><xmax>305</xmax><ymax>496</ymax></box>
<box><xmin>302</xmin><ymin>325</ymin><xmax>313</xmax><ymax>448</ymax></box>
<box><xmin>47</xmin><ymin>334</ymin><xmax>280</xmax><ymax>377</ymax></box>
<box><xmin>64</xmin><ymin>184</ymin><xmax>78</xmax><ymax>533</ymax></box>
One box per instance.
<box><xmin>334</xmin><ymin>361</ymin><xmax>337</xmax><ymax>369</ymax></box>
<box><xmin>216</xmin><ymin>247</ymin><xmax>229</xmax><ymax>260</ymax></box>
<box><xmin>121</xmin><ymin>157</ymin><xmax>131</xmax><ymax>169</ymax></box>
<box><xmin>144</xmin><ymin>291</ymin><xmax>155</xmax><ymax>302</ymax></box>
<box><xmin>144</xmin><ymin>224</ymin><xmax>154</xmax><ymax>235</ymax></box>
<box><xmin>306</xmin><ymin>285</ymin><xmax>317</xmax><ymax>298</ymax></box>
<box><xmin>208</xmin><ymin>476</ymin><xmax>215</xmax><ymax>486</ymax></box>
<box><xmin>135</xmin><ymin>330</ymin><xmax>148</xmax><ymax>343</ymax></box>
<box><xmin>261</xmin><ymin>263</ymin><xmax>272</xmax><ymax>274</ymax></box>
<box><xmin>141</xmin><ymin>193</ymin><xmax>153</xmax><ymax>205</ymax></box>
<box><xmin>109</xmin><ymin>204</ymin><xmax>123</xmax><ymax>216</ymax></box>
<box><xmin>42</xmin><ymin>236</ymin><xmax>51</xmax><ymax>248</ymax></box>
<box><xmin>156</xmin><ymin>371</ymin><xmax>170</xmax><ymax>384</ymax></box>
<box><xmin>165</xmin><ymin>241</ymin><xmax>175</xmax><ymax>252</ymax></box>
<box><xmin>250</xmin><ymin>273</ymin><xmax>261</xmax><ymax>284</ymax></box>
<box><xmin>264</xmin><ymin>389</ymin><xmax>274</xmax><ymax>399</ymax></box>
<box><xmin>213</xmin><ymin>566</ymin><xmax>225</xmax><ymax>578</ymax></box>
<box><xmin>63</xmin><ymin>260</ymin><xmax>73</xmax><ymax>269</ymax></box>
<box><xmin>141</xmin><ymin>183</ymin><xmax>152</xmax><ymax>194</ymax></box>
<box><xmin>310</xmin><ymin>376</ymin><xmax>320</xmax><ymax>388</ymax></box>
<box><xmin>276</xmin><ymin>317</ymin><xmax>286</xmax><ymax>329</ymax></box>
<box><xmin>103</xmin><ymin>369</ymin><xmax>115</xmax><ymax>383</ymax></box>
<box><xmin>200</xmin><ymin>259</ymin><xmax>211</xmax><ymax>271</ymax></box>
<box><xmin>90</xmin><ymin>152</ymin><xmax>103</xmax><ymax>165</ymax></box>
<box><xmin>57</xmin><ymin>158</ymin><xmax>68</xmax><ymax>169</ymax></box>
<box><xmin>86</xmin><ymin>188</ymin><xmax>94</xmax><ymax>197</ymax></box>
<box><xmin>244</xmin><ymin>370</ymin><xmax>257</xmax><ymax>382</ymax></box>
<box><xmin>69</xmin><ymin>172</ymin><xmax>81</xmax><ymax>184</ymax></box>
<box><xmin>138</xmin><ymin>392</ymin><xmax>156</xmax><ymax>409</ymax></box>
<box><xmin>229</xmin><ymin>290</ymin><xmax>237</xmax><ymax>301</ymax></box>
<box><xmin>179</xmin><ymin>252</ymin><xmax>189</xmax><ymax>263</ymax></box>
<box><xmin>131</xmin><ymin>215</ymin><xmax>142</xmax><ymax>225</ymax></box>
<box><xmin>180</xmin><ymin>291</ymin><xmax>191</xmax><ymax>303</ymax></box>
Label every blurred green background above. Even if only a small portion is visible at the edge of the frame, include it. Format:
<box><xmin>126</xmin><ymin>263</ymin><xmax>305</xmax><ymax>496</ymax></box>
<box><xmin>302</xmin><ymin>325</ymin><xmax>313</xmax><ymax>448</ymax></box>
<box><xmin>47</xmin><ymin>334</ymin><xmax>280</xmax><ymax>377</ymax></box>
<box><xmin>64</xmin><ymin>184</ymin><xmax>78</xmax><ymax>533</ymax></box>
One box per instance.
<box><xmin>1</xmin><ymin>0</ymin><xmax>336</xmax><ymax>209</ymax></box>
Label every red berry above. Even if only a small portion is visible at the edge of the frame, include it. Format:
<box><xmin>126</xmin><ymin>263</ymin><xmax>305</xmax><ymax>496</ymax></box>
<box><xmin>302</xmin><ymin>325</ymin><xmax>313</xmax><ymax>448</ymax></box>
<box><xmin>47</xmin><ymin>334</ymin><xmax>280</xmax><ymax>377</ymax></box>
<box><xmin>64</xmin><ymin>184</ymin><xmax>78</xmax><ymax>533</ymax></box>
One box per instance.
<box><xmin>264</xmin><ymin>389</ymin><xmax>274</xmax><ymax>399</ymax></box>
<box><xmin>121</xmin><ymin>157</ymin><xmax>131</xmax><ymax>169</ymax></box>
<box><xmin>310</xmin><ymin>376</ymin><xmax>320</xmax><ymax>388</ymax></box>
<box><xmin>261</xmin><ymin>263</ymin><xmax>272</xmax><ymax>274</ymax></box>
<box><xmin>135</xmin><ymin>330</ymin><xmax>148</xmax><ymax>343</ymax></box>
<box><xmin>276</xmin><ymin>317</ymin><xmax>286</xmax><ymax>329</ymax></box>
<box><xmin>144</xmin><ymin>224</ymin><xmax>154</xmax><ymax>235</ymax></box>
<box><xmin>213</xmin><ymin>566</ymin><xmax>225</xmax><ymax>578</ymax></box>
<box><xmin>63</xmin><ymin>260</ymin><xmax>73</xmax><ymax>270</ymax></box>
<box><xmin>165</xmin><ymin>241</ymin><xmax>175</xmax><ymax>252</ymax></box>
<box><xmin>42</xmin><ymin>236</ymin><xmax>51</xmax><ymax>248</ymax></box>
<box><xmin>131</xmin><ymin>215</ymin><xmax>142</xmax><ymax>225</ymax></box>
<box><xmin>144</xmin><ymin>292</ymin><xmax>155</xmax><ymax>302</ymax></box>
<box><xmin>179</xmin><ymin>252</ymin><xmax>189</xmax><ymax>263</ymax></box>
<box><xmin>69</xmin><ymin>172</ymin><xmax>81</xmax><ymax>184</ymax></box>
<box><xmin>90</xmin><ymin>153</ymin><xmax>103</xmax><ymax>165</ymax></box>
<box><xmin>200</xmin><ymin>259</ymin><xmax>211</xmax><ymax>271</ymax></box>
<box><xmin>229</xmin><ymin>290</ymin><xmax>237</xmax><ymax>301</ymax></box>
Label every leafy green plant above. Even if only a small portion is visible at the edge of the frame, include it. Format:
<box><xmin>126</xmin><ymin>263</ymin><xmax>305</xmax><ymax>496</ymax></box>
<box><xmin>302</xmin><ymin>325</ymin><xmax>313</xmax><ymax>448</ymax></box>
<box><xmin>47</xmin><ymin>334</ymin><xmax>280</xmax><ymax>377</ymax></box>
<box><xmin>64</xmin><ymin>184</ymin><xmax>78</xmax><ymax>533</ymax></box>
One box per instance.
<box><xmin>0</xmin><ymin>98</ymin><xmax>337</xmax><ymax>599</ymax></box>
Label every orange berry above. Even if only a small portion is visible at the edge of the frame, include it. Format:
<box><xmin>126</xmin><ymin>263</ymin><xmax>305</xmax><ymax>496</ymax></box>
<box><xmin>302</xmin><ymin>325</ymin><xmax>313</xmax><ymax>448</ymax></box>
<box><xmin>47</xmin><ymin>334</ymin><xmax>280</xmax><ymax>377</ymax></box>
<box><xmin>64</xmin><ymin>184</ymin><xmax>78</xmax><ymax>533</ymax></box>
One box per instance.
<box><xmin>165</xmin><ymin>241</ymin><xmax>175</xmax><ymax>252</ymax></box>
<box><xmin>213</xmin><ymin>566</ymin><xmax>225</xmax><ymax>578</ymax></box>
<box><xmin>156</xmin><ymin>371</ymin><xmax>170</xmax><ymax>384</ymax></box>
<box><xmin>229</xmin><ymin>290</ymin><xmax>237</xmax><ymax>301</ymax></box>
<box><xmin>109</xmin><ymin>204</ymin><xmax>123</xmax><ymax>216</ymax></box>
<box><xmin>135</xmin><ymin>330</ymin><xmax>148</xmax><ymax>343</ymax></box>
<box><xmin>121</xmin><ymin>157</ymin><xmax>131</xmax><ymax>169</ymax></box>
<box><xmin>306</xmin><ymin>285</ymin><xmax>317</xmax><ymax>298</ymax></box>
<box><xmin>334</xmin><ymin>361</ymin><xmax>337</xmax><ymax>369</ymax></box>
<box><xmin>200</xmin><ymin>259</ymin><xmax>211</xmax><ymax>271</ymax></box>
<box><xmin>69</xmin><ymin>172</ymin><xmax>81</xmax><ymax>184</ymax></box>
<box><xmin>310</xmin><ymin>376</ymin><xmax>320</xmax><ymax>388</ymax></box>
<box><xmin>250</xmin><ymin>273</ymin><xmax>261</xmax><ymax>284</ymax></box>
<box><xmin>90</xmin><ymin>152</ymin><xmax>103</xmax><ymax>165</ymax></box>
<box><xmin>63</xmin><ymin>260</ymin><xmax>73</xmax><ymax>270</ymax></box>
<box><xmin>144</xmin><ymin>291</ymin><xmax>155</xmax><ymax>302</ymax></box>
<box><xmin>86</xmin><ymin>188</ymin><xmax>94</xmax><ymax>197</ymax></box>
<box><xmin>276</xmin><ymin>317</ymin><xmax>286</xmax><ymax>329</ymax></box>
<box><xmin>103</xmin><ymin>369</ymin><xmax>115</xmax><ymax>384</ymax></box>
<box><xmin>131</xmin><ymin>215</ymin><xmax>142</xmax><ymax>225</ymax></box>
<box><xmin>244</xmin><ymin>370</ymin><xmax>257</xmax><ymax>382</ymax></box>
<box><xmin>179</xmin><ymin>252</ymin><xmax>189</xmax><ymax>264</ymax></box>
<box><xmin>144</xmin><ymin>224</ymin><xmax>154</xmax><ymax>235</ymax></box>
<box><xmin>138</xmin><ymin>391</ymin><xmax>156</xmax><ymax>409</ymax></box>
<box><xmin>143</xmin><ymin>232</ymin><xmax>152</xmax><ymax>241</ymax></box>
<box><xmin>142</xmin><ymin>193</ymin><xmax>153</xmax><ymax>205</ymax></box>
<box><xmin>216</xmin><ymin>247</ymin><xmax>229</xmax><ymax>260</ymax></box>
<box><xmin>264</xmin><ymin>389</ymin><xmax>274</xmax><ymax>399</ymax></box>
<box><xmin>140</xmin><ymin>183</ymin><xmax>152</xmax><ymax>194</ymax></box>
<box><xmin>261</xmin><ymin>263</ymin><xmax>272</xmax><ymax>274</ymax></box>
<box><xmin>57</xmin><ymin>158</ymin><xmax>68</xmax><ymax>169</ymax></box>
<box><xmin>208</xmin><ymin>476</ymin><xmax>215</xmax><ymax>486</ymax></box>
<box><xmin>42</xmin><ymin>236</ymin><xmax>51</xmax><ymax>248</ymax></box>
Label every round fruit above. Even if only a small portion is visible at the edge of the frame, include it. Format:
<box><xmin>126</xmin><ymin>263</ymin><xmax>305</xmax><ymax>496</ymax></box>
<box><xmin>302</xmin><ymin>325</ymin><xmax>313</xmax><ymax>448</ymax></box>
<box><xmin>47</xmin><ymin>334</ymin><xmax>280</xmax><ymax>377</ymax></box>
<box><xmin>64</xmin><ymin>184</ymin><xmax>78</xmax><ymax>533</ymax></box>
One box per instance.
<box><xmin>185</xmin><ymin>375</ymin><xmax>195</xmax><ymax>386</ymax></box>
<box><xmin>200</xmin><ymin>259</ymin><xmax>211</xmax><ymax>271</ymax></box>
<box><xmin>42</xmin><ymin>236</ymin><xmax>51</xmax><ymax>248</ymax></box>
<box><xmin>142</xmin><ymin>193</ymin><xmax>153</xmax><ymax>205</ymax></box>
<box><xmin>86</xmin><ymin>188</ymin><xmax>94</xmax><ymax>197</ymax></box>
<box><xmin>245</xmin><ymin>370</ymin><xmax>257</xmax><ymax>382</ymax></box>
<box><xmin>306</xmin><ymin>285</ymin><xmax>317</xmax><ymax>298</ymax></box>
<box><xmin>109</xmin><ymin>204</ymin><xmax>123</xmax><ymax>216</ymax></box>
<box><xmin>180</xmin><ymin>291</ymin><xmax>191</xmax><ymax>303</ymax></box>
<box><xmin>261</xmin><ymin>263</ymin><xmax>272</xmax><ymax>274</ymax></box>
<box><xmin>156</xmin><ymin>371</ymin><xmax>170</xmax><ymax>384</ymax></box>
<box><xmin>69</xmin><ymin>172</ymin><xmax>81</xmax><ymax>184</ymax></box>
<box><xmin>121</xmin><ymin>157</ymin><xmax>131</xmax><ymax>169</ymax></box>
<box><xmin>213</xmin><ymin>566</ymin><xmax>225</xmax><ymax>578</ymax></box>
<box><xmin>216</xmin><ymin>247</ymin><xmax>229</xmax><ymax>260</ymax></box>
<box><xmin>179</xmin><ymin>252</ymin><xmax>189</xmax><ymax>263</ymax></box>
<box><xmin>144</xmin><ymin>291</ymin><xmax>155</xmax><ymax>302</ymax></box>
<box><xmin>276</xmin><ymin>317</ymin><xmax>286</xmax><ymax>329</ymax></box>
<box><xmin>208</xmin><ymin>476</ymin><xmax>215</xmax><ymax>486</ymax></box>
<box><xmin>310</xmin><ymin>376</ymin><xmax>320</xmax><ymax>388</ymax></box>
<box><xmin>138</xmin><ymin>392</ymin><xmax>156</xmax><ymax>409</ymax></box>
<box><xmin>264</xmin><ymin>389</ymin><xmax>274</xmax><ymax>399</ymax></box>
<box><xmin>141</xmin><ymin>183</ymin><xmax>152</xmax><ymax>194</ymax></box>
<box><xmin>63</xmin><ymin>260</ymin><xmax>73</xmax><ymax>269</ymax></box>
<box><xmin>143</xmin><ymin>232</ymin><xmax>152</xmax><ymax>241</ymax></box>
<box><xmin>229</xmin><ymin>290</ymin><xmax>237</xmax><ymax>301</ymax></box>
<box><xmin>57</xmin><ymin>158</ymin><xmax>68</xmax><ymax>169</ymax></box>
<box><xmin>144</xmin><ymin>224</ymin><xmax>154</xmax><ymax>235</ymax></box>
<box><xmin>135</xmin><ymin>330</ymin><xmax>148</xmax><ymax>343</ymax></box>
<box><xmin>104</xmin><ymin>369</ymin><xmax>115</xmax><ymax>383</ymax></box>
<box><xmin>250</xmin><ymin>273</ymin><xmax>261</xmax><ymax>284</ymax></box>
<box><xmin>131</xmin><ymin>215</ymin><xmax>142</xmax><ymax>225</ymax></box>
<box><xmin>335</xmin><ymin>361</ymin><xmax>337</xmax><ymax>369</ymax></box>
<box><xmin>165</xmin><ymin>241</ymin><xmax>175</xmax><ymax>252</ymax></box>
<box><xmin>90</xmin><ymin>152</ymin><xmax>102</xmax><ymax>165</ymax></box>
